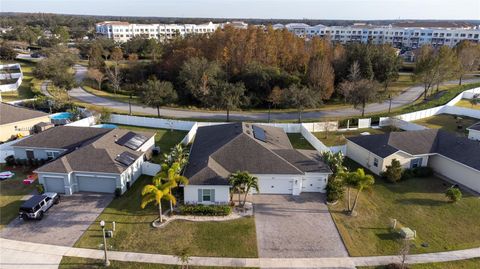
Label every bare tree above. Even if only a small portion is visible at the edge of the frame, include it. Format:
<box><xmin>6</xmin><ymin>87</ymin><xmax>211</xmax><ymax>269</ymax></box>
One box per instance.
<box><xmin>456</xmin><ymin>41</ymin><xmax>480</xmax><ymax>85</ymax></box>
<box><xmin>414</xmin><ymin>45</ymin><xmax>438</xmax><ymax>100</ymax></box>
<box><xmin>307</xmin><ymin>55</ymin><xmax>335</xmax><ymax>100</ymax></box>
<box><xmin>87</xmin><ymin>68</ymin><xmax>106</xmax><ymax>90</ymax></box>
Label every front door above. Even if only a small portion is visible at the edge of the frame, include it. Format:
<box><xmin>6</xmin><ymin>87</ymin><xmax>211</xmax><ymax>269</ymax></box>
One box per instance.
<box><xmin>26</xmin><ymin>150</ymin><xmax>34</xmax><ymax>159</ymax></box>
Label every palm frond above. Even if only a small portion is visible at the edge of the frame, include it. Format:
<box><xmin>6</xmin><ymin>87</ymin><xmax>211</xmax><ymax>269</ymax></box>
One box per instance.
<box><xmin>163</xmin><ymin>193</ymin><xmax>177</xmax><ymax>205</ymax></box>
<box><xmin>141</xmin><ymin>192</ymin><xmax>157</xmax><ymax>209</ymax></box>
<box><xmin>142</xmin><ymin>184</ymin><xmax>158</xmax><ymax>196</ymax></box>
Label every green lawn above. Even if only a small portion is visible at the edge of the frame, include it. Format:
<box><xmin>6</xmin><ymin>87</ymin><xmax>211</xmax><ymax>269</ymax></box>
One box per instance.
<box><xmin>388</xmin><ymin>73</ymin><xmax>415</xmax><ymax>95</ymax></box>
<box><xmin>412</xmin><ymin>114</ymin><xmax>478</xmax><ymax>136</ymax></box>
<box><xmin>287</xmin><ymin>133</ymin><xmax>315</xmax><ymax>150</ymax></box>
<box><xmin>115</xmin><ymin>124</ymin><xmax>188</xmax><ymax>164</ymax></box>
<box><xmin>0</xmin><ymin>164</ymin><xmax>37</xmax><ymax>229</ymax></box>
<box><xmin>60</xmin><ymin>256</ymin><xmax>258</xmax><ymax>269</ymax></box>
<box><xmin>329</xmin><ymin>164</ymin><xmax>480</xmax><ymax>256</ymax></box>
<box><xmin>73</xmin><ymin>176</ymin><xmax>258</xmax><ymax>258</ymax></box>
<box><xmin>360</xmin><ymin>258</ymin><xmax>480</xmax><ymax>269</ymax></box>
<box><xmin>455</xmin><ymin>99</ymin><xmax>480</xmax><ymax>110</ymax></box>
<box><xmin>82</xmin><ymin>85</ymin><xmax>142</xmax><ymax>105</ymax></box>
<box><xmin>313</xmin><ymin>127</ymin><xmax>393</xmax><ymax>147</ymax></box>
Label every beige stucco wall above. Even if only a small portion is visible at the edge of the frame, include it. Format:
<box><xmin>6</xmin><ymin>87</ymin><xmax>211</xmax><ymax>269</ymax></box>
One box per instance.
<box><xmin>428</xmin><ymin>155</ymin><xmax>480</xmax><ymax>193</ymax></box>
<box><xmin>0</xmin><ymin>115</ymin><xmax>51</xmax><ymax>142</ymax></box>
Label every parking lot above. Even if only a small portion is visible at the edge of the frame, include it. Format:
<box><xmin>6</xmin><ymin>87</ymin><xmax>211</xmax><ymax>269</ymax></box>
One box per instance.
<box><xmin>0</xmin><ymin>193</ymin><xmax>112</xmax><ymax>246</ymax></box>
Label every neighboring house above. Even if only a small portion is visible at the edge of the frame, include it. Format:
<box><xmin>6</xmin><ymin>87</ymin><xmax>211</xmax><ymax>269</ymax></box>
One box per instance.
<box><xmin>12</xmin><ymin>126</ymin><xmax>155</xmax><ymax>195</ymax></box>
<box><xmin>183</xmin><ymin>123</ymin><xmax>332</xmax><ymax>205</ymax></box>
<box><xmin>467</xmin><ymin>122</ymin><xmax>480</xmax><ymax>141</ymax></box>
<box><xmin>346</xmin><ymin>129</ymin><xmax>480</xmax><ymax>193</ymax></box>
<box><xmin>0</xmin><ymin>103</ymin><xmax>51</xmax><ymax>142</ymax></box>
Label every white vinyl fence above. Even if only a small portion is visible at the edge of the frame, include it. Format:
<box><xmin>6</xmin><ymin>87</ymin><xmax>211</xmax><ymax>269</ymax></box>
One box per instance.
<box><xmin>65</xmin><ymin>116</ymin><xmax>96</xmax><ymax>127</ymax></box>
<box><xmin>109</xmin><ymin>114</ymin><xmax>196</xmax><ymax>131</ymax></box>
<box><xmin>0</xmin><ymin>136</ymin><xmax>28</xmax><ymax>163</ymax></box>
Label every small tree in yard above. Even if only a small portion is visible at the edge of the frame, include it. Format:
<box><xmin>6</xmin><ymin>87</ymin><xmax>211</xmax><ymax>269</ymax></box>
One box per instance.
<box><xmin>445</xmin><ymin>187</ymin><xmax>462</xmax><ymax>202</ymax></box>
<box><xmin>228</xmin><ymin>171</ymin><xmax>259</xmax><ymax>207</ymax></box>
<box><xmin>284</xmin><ymin>84</ymin><xmax>320</xmax><ymax>122</ymax></box>
<box><xmin>350</xmin><ymin>168</ymin><xmax>375</xmax><ymax>216</ymax></box>
<box><xmin>384</xmin><ymin>159</ymin><xmax>403</xmax><ymax>183</ymax></box>
<box><xmin>159</xmin><ymin>162</ymin><xmax>189</xmax><ymax>213</ymax></box>
<box><xmin>141</xmin><ymin>179</ymin><xmax>176</xmax><ymax>223</ymax></box>
<box><xmin>87</xmin><ymin>68</ymin><xmax>106</xmax><ymax>90</ymax></box>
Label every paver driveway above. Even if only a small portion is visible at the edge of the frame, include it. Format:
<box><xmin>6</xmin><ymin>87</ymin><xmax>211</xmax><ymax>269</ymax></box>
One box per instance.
<box><xmin>254</xmin><ymin>194</ymin><xmax>348</xmax><ymax>258</ymax></box>
<box><xmin>0</xmin><ymin>193</ymin><xmax>112</xmax><ymax>246</ymax></box>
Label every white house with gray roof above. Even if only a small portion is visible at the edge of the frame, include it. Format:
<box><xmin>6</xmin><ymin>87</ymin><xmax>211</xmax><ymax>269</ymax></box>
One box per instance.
<box><xmin>467</xmin><ymin>122</ymin><xmax>480</xmax><ymax>141</ymax></box>
<box><xmin>12</xmin><ymin>126</ymin><xmax>155</xmax><ymax>195</ymax></box>
<box><xmin>183</xmin><ymin>123</ymin><xmax>332</xmax><ymax>205</ymax></box>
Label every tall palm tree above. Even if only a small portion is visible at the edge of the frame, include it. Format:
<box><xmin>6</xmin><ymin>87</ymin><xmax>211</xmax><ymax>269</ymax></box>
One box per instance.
<box><xmin>337</xmin><ymin>171</ymin><xmax>356</xmax><ymax>212</ymax></box>
<box><xmin>164</xmin><ymin>144</ymin><xmax>189</xmax><ymax>169</ymax></box>
<box><xmin>159</xmin><ymin>162</ymin><xmax>189</xmax><ymax>213</ymax></box>
<box><xmin>141</xmin><ymin>178</ymin><xmax>176</xmax><ymax>223</ymax></box>
<box><xmin>350</xmin><ymin>168</ymin><xmax>375</xmax><ymax>216</ymax></box>
<box><xmin>228</xmin><ymin>171</ymin><xmax>258</xmax><ymax>207</ymax></box>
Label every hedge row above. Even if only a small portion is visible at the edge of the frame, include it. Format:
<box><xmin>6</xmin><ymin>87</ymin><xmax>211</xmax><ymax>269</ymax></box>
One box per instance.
<box><xmin>179</xmin><ymin>204</ymin><xmax>231</xmax><ymax>216</ymax></box>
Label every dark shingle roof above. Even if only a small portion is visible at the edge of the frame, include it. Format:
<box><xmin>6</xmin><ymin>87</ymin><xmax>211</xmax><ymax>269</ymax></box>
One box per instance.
<box><xmin>184</xmin><ymin>123</ymin><xmax>331</xmax><ymax>185</ymax></box>
<box><xmin>347</xmin><ymin>129</ymin><xmax>480</xmax><ymax>171</ymax></box>
<box><xmin>467</xmin><ymin>122</ymin><xmax>480</xmax><ymax>131</ymax></box>
<box><xmin>13</xmin><ymin>126</ymin><xmax>110</xmax><ymax>149</ymax></box>
<box><xmin>0</xmin><ymin>103</ymin><xmax>49</xmax><ymax>125</ymax></box>
<box><xmin>35</xmin><ymin>128</ymin><xmax>155</xmax><ymax>174</ymax></box>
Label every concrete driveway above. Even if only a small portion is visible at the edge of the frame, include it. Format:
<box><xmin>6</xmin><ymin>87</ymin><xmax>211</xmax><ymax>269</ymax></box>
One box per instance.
<box><xmin>0</xmin><ymin>193</ymin><xmax>112</xmax><ymax>246</ymax></box>
<box><xmin>254</xmin><ymin>194</ymin><xmax>348</xmax><ymax>258</ymax></box>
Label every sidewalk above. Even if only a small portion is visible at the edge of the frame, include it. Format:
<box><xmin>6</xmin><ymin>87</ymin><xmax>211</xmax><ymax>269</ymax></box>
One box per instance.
<box><xmin>1</xmin><ymin>238</ymin><xmax>479</xmax><ymax>268</ymax></box>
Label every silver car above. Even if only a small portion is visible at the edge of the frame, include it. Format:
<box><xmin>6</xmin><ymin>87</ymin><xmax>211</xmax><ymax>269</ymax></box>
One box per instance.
<box><xmin>19</xmin><ymin>192</ymin><xmax>60</xmax><ymax>220</ymax></box>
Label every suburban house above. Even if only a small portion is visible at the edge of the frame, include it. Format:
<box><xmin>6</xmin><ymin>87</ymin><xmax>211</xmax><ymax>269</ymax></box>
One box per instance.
<box><xmin>0</xmin><ymin>102</ymin><xmax>51</xmax><ymax>142</ymax></box>
<box><xmin>12</xmin><ymin>126</ymin><xmax>156</xmax><ymax>195</ymax></box>
<box><xmin>346</xmin><ymin>129</ymin><xmax>480</xmax><ymax>193</ymax></box>
<box><xmin>467</xmin><ymin>122</ymin><xmax>480</xmax><ymax>141</ymax></box>
<box><xmin>183</xmin><ymin>123</ymin><xmax>332</xmax><ymax>204</ymax></box>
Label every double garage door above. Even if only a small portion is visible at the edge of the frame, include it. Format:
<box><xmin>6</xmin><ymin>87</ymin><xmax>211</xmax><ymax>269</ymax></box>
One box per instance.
<box><xmin>77</xmin><ymin>175</ymin><xmax>117</xmax><ymax>193</ymax></box>
<box><xmin>258</xmin><ymin>176</ymin><xmax>327</xmax><ymax>194</ymax></box>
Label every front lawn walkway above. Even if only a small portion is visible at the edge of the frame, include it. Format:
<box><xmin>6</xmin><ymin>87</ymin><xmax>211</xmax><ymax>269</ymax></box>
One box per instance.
<box><xmin>329</xmin><ymin>174</ymin><xmax>480</xmax><ymax>256</ymax></box>
<box><xmin>73</xmin><ymin>176</ymin><xmax>258</xmax><ymax>258</ymax></box>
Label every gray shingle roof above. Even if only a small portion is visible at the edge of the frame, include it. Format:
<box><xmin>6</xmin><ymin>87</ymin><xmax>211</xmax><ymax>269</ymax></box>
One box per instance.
<box><xmin>184</xmin><ymin>123</ymin><xmax>331</xmax><ymax>185</ymax></box>
<box><xmin>34</xmin><ymin>128</ymin><xmax>155</xmax><ymax>174</ymax></box>
<box><xmin>347</xmin><ymin>129</ymin><xmax>480</xmax><ymax>171</ymax></box>
<box><xmin>0</xmin><ymin>103</ymin><xmax>49</xmax><ymax>125</ymax></box>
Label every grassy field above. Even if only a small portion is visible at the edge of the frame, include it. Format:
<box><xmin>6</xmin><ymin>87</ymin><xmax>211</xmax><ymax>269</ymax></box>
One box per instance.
<box><xmin>82</xmin><ymin>85</ymin><xmax>142</xmax><ymax>104</ymax></box>
<box><xmin>454</xmin><ymin>99</ymin><xmax>480</xmax><ymax>110</ymax></box>
<box><xmin>73</xmin><ymin>176</ymin><xmax>258</xmax><ymax>258</ymax></box>
<box><xmin>313</xmin><ymin>127</ymin><xmax>393</xmax><ymax>147</ymax></box>
<box><xmin>115</xmin><ymin>124</ymin><xmax>187</xmax><ymax>164</ymax></box>
<box><xmin>0</xmin><ymin>164</ymin><xmax>37</xmax><ymax>229</ymax></box>
<box><xmin>329</xmin><ymin>162</ymin><xmax>480</xmax><ymax>256</ymax></box>
<box><xmin>387</xmin><ymin>73</ymin><xmax>415</xmax><ymax>95</ymax></box>
<box><xmin>287</xmin><ymin>133</ymin><xmax>315</xmax><ymax>150</ymax></box>
<box><xmin>60</xmin><ymin>256</ymin><xmax>258</xmax><ymax>269</ymax></box>
<box><xmin>360</xmin><ymin>258</ymin><xmax>480</xmax><ymax>269</ymax></box>
<box><xmin>412</xmin><ymin>114</ymin><xmax>478</xmax><ymax>136</ymax></box>
<box><xmin>0</xmin><ymin>61</ymin><xmax>41</xmax><ymax>102</ymax></box>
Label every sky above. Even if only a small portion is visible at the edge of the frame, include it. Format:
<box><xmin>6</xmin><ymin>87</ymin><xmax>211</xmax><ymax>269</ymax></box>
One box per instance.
<box><xmin>1</xmin><ymin>0</ymin><xmax>479</xmax><ymax>20</ymax></box>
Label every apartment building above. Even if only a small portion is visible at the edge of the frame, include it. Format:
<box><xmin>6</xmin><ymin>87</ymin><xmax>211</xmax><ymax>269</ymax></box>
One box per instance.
<box><xmin>96</xmin><ymin>21</ymin><xmax>220</xmax><ymax>42</ymax></box>
<box><xmin>277</xmin><ymin>23</ymin><xmax>480</xmax><ymax>48</ymax></box>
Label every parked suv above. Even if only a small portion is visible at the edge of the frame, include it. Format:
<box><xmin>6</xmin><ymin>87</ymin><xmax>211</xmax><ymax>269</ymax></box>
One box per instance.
<box><xmin>19</xmin><ymin>192</ymin><xmax>60</xmax><ymax>220</ymax></box>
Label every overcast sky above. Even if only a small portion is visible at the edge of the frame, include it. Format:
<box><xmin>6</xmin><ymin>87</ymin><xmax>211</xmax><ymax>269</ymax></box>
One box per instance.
<box><xmin>1</xmin><ymin>0</ymin><xmax>479</xmax><ymax>20</ymax></box>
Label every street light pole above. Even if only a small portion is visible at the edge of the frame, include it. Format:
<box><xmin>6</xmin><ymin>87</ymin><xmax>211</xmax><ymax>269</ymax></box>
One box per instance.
<box><xmin>388</xmin><ymin>94</ymin><xmax>392</xmax><ymax>114</ymax></box>
<box><xmin>129</xmin><ymin>94</ymin><xmax>132</xmax><ymax>115</ymax></box>
<box><xmin>100</xmin><ymin>220</ymin><xmax>110</xmax><ymax>267</ymax></box>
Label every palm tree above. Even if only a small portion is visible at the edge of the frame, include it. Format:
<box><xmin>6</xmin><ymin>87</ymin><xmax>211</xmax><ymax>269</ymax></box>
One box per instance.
<box><xmin>337</xmin><ymin>171</ymin><xmax>356</xmax><ymax>212</ymax></box>
<box><xmin>141</xmin><ymin>178</ymin><xmax>176</xmax><ymax>223</ymax></box>
<box><xmin>228</xmin><ymin>171</ymin><xmax>258</xmax><ymax>207</ymax></box>
<box><xmin>163</xmin><ymin>144</ymin><xmax>189</xmax><ymax>169</ymax></box>
<box><xmin>159</xmin><ymin>162</ymin><xmax>189</xmax><ymax>213</ymax></box>
<box><xmin>350</xmin><ymin>168</ymin><xmax>375</xmax><ymax>216</ymax></box>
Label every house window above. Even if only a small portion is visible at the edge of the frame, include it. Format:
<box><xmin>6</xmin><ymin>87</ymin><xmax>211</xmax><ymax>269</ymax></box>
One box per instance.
<box><xmin>373</xmin><ymin>158</ymin><xmax>379</xmax><ymax>167</ymax></box>
<box><xmin>198</xmin><ymin>189</ymin><xmax>215</xmax><ymax>203</ymax></box>
<box><xmin>410</xmin><ymin>158</ymin><xmax>423</xmax><ymax>169</ymax></box>
<box><xmin>46</xmin><ymin>151</ymin><xmax>59</xmax><ymax>159</ymax></box>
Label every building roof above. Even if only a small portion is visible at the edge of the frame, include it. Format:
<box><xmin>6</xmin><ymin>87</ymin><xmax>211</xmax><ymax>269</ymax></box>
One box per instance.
<box><xmin>467</xmin><ymin>122</ymin><xmax>480</xmax><ymax>131</ymax></box>
<box><xmin>13</xmin><ymin>126</ymin><xmax>110</xmax><ymax>150</ymax></box>
<box><xmin>0</xmin><ymin>103</ymin><xmax>49</xmax><ymax>125</ymax></box>
<box><xmin>184</xmin><ymin>123</ymin><xmax>331</xmax><ymax>185</ymax></box>
<box><xmin>347</xmin><ymin>129</ymin><xmax>480</xmax><ymax>171</ymax></box>
<box><xmin>35</xmin><ymin>128</ymin><xmax>155</xmax><ymax>174</ymax></box>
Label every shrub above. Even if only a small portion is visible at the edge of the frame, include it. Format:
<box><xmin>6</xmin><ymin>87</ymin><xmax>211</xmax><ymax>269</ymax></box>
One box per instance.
<box><xmin>36</xmin><ymin>184</ymin><xmax>45</xmax><ymax>194</ymax></box>
<box><xmin>401</xmin><ymin>168</ymin><xmax>414</xmax><ymax>180</ymax></box>
<box><xmin>179</xmin><ymin>204</ymin><xmax>231</xmax><ymax>216</ymax></box>
<box><xmin>326</xmin><ymin>177</ymin><xmax>345</xmax><ymax>202</ymax></box>
<box><xmin>384</xmin><ymin>159</ymin><xmax>403</xmax><ymax>183</ymax></box>
<box><xmin>412</xmin><ymin>167</ymin><xmax>433</xmax><ymax>177</ymax></box>
<box><xmin>445</xmin><ymin>187</ymin><xmax>462</xmax><ymax>202</ymax></box>
<box><xmin>115</xmin><ymin>187</ymin><xmax>122</xmax><ymax>198</ymax></box>
<box><xmin>5</xmin><ymin>155</ymin><xmax>16</xmax><ymax>166</ymax></box>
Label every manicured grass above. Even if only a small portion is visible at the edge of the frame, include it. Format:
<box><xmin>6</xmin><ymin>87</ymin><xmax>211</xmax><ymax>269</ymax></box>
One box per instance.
<box><xmin>329</xmin><ymin>167</ymin><xmax>480</xmax><ymax>256</ymax></box>
<box><xmin>313</xmin><ymin>127</ymin><xmax>393</xmax><ymax>146</ymax></box>
<box><xmin>82</xmin><ymin>85</ymin><xmax>142</xmax><ymax>105</ymax></box>
<box><xmin>388</xmin><ymin>73</ymin><xmax>415</xmax><ymax>95</ymax></box>
<box><xmin>73</xmin><ymin>176</ymin><xmax>258</xmax><ymax>258</ymax></box>
<box><xmin>287</xmin><ymin>133</ymin><xmax>315</xmax><ymax>150</ymax></box>
<box><xmin>455</xmin><ymin>99</ymin><xmax>480</xmax><ymax>110</ymax></box>
<box><xmin>115</xmin><ymin>124</ymin><xmax>187</xmax><ymax>164</ymax></box>
<box><xmin>60</xmin><ymin>256</ymin><xmax>258</xmax><ymax>269</ymax></box>
<box><xmin>360</xmin><ymin>258</ymin><xmax>480</xmax><ymax>269</ymax></box>
<box><xmin>0</xmin><ymin>165</ymin><xmax>37</xmax><ymax>229</ymax></box>
<box><xmin>412</xmin><ymin>114</ymin><xmax>478</xmax><ymax>136</ymax></box>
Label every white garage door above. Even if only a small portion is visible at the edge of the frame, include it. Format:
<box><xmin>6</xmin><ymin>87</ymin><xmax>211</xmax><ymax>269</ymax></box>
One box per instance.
<box><xmin>44</xmin><ymin>177</ymin><xmax>65</xmax><ymax>193</ymax></box>
<box><xmin>302</xmin><ymin>176</ymin><xmax>327</xmax><ymax>192</ymax></box>
<box><xmin>77</xmin><ymin>175</ymin><xmax>117</xmax><ymax>193</ymax></box>
<box><xmin>258</xmin><ymin>177</ymin><xmax>293</xmax><ymax>194</ymax></box>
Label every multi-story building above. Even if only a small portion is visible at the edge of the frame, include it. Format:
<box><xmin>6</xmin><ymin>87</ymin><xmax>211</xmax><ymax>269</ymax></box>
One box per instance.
<box><xmin>276</xmin><ymin>23</ymin><xmax>480</xmax><ymax>49</ymax></box>
<box><xmin>96</xmin><ymin>21</ymin><xmax>220</xmax><ymax>42</ymax></box>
